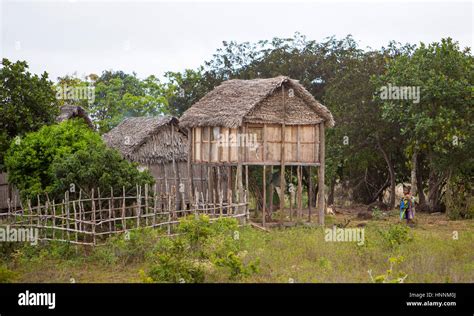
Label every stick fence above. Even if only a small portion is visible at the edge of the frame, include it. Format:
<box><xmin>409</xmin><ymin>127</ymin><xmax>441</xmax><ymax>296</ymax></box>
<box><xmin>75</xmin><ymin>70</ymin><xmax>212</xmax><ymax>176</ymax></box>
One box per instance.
<box><xmin>0</xmin><ymin>184</ymin><xmax>249</xmax><ymax>246</ymax></box>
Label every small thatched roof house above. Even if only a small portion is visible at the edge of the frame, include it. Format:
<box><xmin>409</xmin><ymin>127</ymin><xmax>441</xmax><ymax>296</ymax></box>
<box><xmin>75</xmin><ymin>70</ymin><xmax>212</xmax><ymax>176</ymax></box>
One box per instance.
<box><xmin>103</xmin><ymin>116</ymin><xmax>188</xmax><ymax>165</ymax></box>
<box><xmin>180</xmin><ymin>76</ymin><xmax>334</xmax><ymax>129</ymax></box>
<box><xmin>103</xmin><ymin>116</ymin><xmax>195</xmax><ymax>202</ymax></box>
<box><xmin>180</xmin><ymin>76</ymin><xmax>334</xmax><ymax>165</ymax></box>
<box><xmin>180</xmin><ymin>75</ymin><xmax>334</xmax><ymax>224</ymax></box>
<box><xmin>57</xmin><ymin>105</ymin><xmax>94</xmax><ymax>129</ymax></box>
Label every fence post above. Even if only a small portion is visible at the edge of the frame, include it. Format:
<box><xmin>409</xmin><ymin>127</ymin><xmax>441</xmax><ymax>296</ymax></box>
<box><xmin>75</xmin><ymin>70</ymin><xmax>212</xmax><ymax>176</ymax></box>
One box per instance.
<box><xmin>153</xmin><ymin>184</ymin><xmax>157</xmax><ymax>227</ymax></box>
<box><xmin>167</xmin><ymin>190</ymin><xmax>171</xmax><ymax>235</ymax></box>
<box><xmin>136</xmin><ymin>185</ymin><xmax>141</xmax><ymax>229</ymax></box>
<box><xmin>91</xmin><ymin>189</ymin><xmax>96</xmax><ymax>246</ymax></box>
<box><xmin>72</xmin><ymin>200</ymin><xmax>78</xmax><ymax>243</ymax></box>
<box><xmin>122</xmin><ymin>186</ymin><xmax>126</xmax><ymax>232</ymax></box>
<box><xmin>109</xmin><ymin>187</ymin><xmax>113</xmax><ymax>232</ymax></box>
<box><xmin>65</xmin><ymin>191</ymin><xmax>70</xmax><ymax>242</ymax></box>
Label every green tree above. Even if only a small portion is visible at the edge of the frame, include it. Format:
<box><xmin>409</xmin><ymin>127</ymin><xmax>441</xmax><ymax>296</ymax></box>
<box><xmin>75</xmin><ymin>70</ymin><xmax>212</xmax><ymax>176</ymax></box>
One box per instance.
<box><xmin>375</xmin><ymin>38</ymin><xmax>473</xmax><ymax>212</ymax></box>
<box><xmin>0</xmin><ymin>58</ymin><xmax>59</xmax><ymax>170</ymax></box>
<box><xmin>89</xmin><ymin>71</ymin><xmax>168</xmax><ymax>133</ymax></box>
<box><xmin>5</xmin><ymin>119</ymin><xmax>153</xmax><ymax>201</ymax></box>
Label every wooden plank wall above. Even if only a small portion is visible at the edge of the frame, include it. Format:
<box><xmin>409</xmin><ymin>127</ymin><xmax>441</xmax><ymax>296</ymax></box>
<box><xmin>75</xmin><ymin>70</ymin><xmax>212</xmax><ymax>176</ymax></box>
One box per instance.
<box><xmin>192</xmin><ymin>124</ymin><xmax>321</xmax><ymax>165</ymax></box>
<box><xmin>0</xmin><ymin>173</ymin><xmax>20</xmax><ymax>210</ymax></box>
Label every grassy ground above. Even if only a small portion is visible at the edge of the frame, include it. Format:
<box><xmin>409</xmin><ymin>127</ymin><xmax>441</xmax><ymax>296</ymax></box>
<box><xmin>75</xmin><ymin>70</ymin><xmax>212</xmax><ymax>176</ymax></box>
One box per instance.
<box><xmin>2</xmin><ymin>210</ymin><xmax>473</xmax><ymax>283</ymax></box>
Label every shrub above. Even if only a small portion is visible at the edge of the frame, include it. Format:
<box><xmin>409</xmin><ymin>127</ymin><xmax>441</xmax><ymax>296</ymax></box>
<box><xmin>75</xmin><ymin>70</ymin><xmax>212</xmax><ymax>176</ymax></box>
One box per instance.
<box><xmin>445</xmin><ymin>175</ymin><xmax>473</xmax><ymax>220</ymax></box>
<box><xmin>92</xmin><ymin>228</ymin><xmax>163</xmax><ymax>265</ymax></box>
<box><xmin>0</xmin><ymin>264</ymin><xmax>19</xmax><ymax>283</ymax></box>
<box><xmin>5</xmin><ymin>119</ymin><xmax>154</xmax><ymax>201</ymax></box>
<box><xmin>212</xmin><ymin>251</ymin><xmax>259</xmax><ymax>281</ymax></box>
<box><xmin>177</xmin><ymin>214</ymin><xmax>238</xmax><ymax>251</ymax></box>
<box><xmin>368</xmin><ymin>256</ymin><xmax>408</xmax><ymax>283</ymax></box>
<box><xmin>144</xmin><ymin>237</ymin><xmax>204</xmax><ymax>283</ymax></box>
<box><xmin>379</xmin><ymin>224</ymin><xmax>413</xmax><ymax>250</ymax></box>
<box><xmin>142</xmin><ymin>216</ymin><xmax>245</xmax><ymax>283</ymax></box>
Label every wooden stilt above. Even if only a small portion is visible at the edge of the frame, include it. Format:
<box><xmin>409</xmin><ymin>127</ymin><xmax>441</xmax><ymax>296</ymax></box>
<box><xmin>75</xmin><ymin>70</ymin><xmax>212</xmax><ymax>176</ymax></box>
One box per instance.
<box><xmin>297</xmin><ymin>165</ymin><xmax>302</xmax><ymax>220</ymax></box>
<box><xmin>318</xmin><ymin>123</ymin><xmax>326</xmax><ymax>226</ymax></box>
<box><xmin>308</xmin><ymin>166</ymin><xmax>312</xmax><ymax>222</ymax></box>
<box><xmin>262</xmin><ymin>165</ymin><xmax>266</xmax><ymax>226</ymax></box>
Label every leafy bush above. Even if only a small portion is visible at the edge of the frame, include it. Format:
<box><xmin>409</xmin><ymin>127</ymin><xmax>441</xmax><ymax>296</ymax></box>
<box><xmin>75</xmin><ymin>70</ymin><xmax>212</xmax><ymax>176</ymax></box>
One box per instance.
<box><xmin>5</xmin><ymin>119</ymin><xmax>154</xmax><ymax>201</ymax></box>
<box><xmin>92</xmin><ymin>228</ymin><xmax>164</xmax><ymax>265</ymax></box>
<box><xmin>143</xmin><ymin>238</ymin><xmax>204</xmax><ymax>283</ymax></box>
<box><xmin>0</xmin><ymin>58</ymin><xmax>58</xmax><ymax>170</ymax></box>
<box><xmin>212</xmin><ymin>251</ymin><xmax>259</xmax><ymax>281</ymax></box>
<box><xmin>368</xmin><ymin>256</ymin><xmax>408</xmax><ymax>283</ymax></box>
<box><xmin>445</xmin><ymin>175</ymin><xmax>473</xmax><ymax>220</ymax></box>
<box><xmin>379</xmin><ymin>224</ymin><xmax>413</xmax><ymax>250</ymax></box>
<box><xmin>177</xmin><ymin>214</ymin><xmax>238</xmax><ymax>251</ymax></box>
<box><xmin>0</xmin><ymin>264</ymin><xmax>18</xmax><ymax>283</ymax></box>
<box><xmin>142</xmin><ymin>216</ymin><xmax>254</xmax><ymax>283</ymax></box>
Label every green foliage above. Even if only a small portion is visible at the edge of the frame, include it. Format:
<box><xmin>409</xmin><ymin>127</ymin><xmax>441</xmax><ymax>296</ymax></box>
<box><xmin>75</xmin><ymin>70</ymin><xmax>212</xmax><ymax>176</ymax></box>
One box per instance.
<box><xmin>0</xmin><ymin>264</ymin><xmax>18</xmax><ymax>283</ymax></box>
<box><xmin>212</xmin><ymin>251</ymin><xmax>259</xmax><ymax>281</ymax></box>
<box><xmin>369</xmin><ymin>256</ymin><xmax>408</xmax><ymax>283</ymax></box>
<box><xmin>50</xmin><ymin>139</ymin><xmax>154</xmax><ymax>199</ymax></box>
<box><xmin>144</xmin><ymin>237</ymin><xmax>205</xmax><ymax>283</ymax></box>
<box><xmin>372</xmin><ymin>207</ymin><xmax>384</xmax><ymax>220</ymax></box>
<box><xmin>5</xmin><ymin>119</ymin><xmax>153</xmax><ymax>201</ymax></box>
<box><xmin>142</xmin><ymin>216</ymin><xmax>258</xmax><ymax>283</ymax></box>
<box><xmin>379</xmin><ymin>224</ymin><xmax>413</xmax><ymax>250</ymax></box>
<box><xmin>445</xmin><ymin>171</ymin><xmax>474</xmax><ymax>220</ymax></box>
<box><xmin>5</xmin><ymin>119</ymin><xmax>101</xmax><ymax>199</ymax></box>
<box><xmin>88</xmin><ymin>71</ymin><xmax>169</xmax><ymax>133</ymax></box>
<box><xmin>177</xmin><ymin>214</ymin><xmax>238</xmax><ymax>247</ymax></box>
<box><xmin>92</xmin><ymin>228</ymin><xmax>163</xmax><ymax>265</ymax></box>
<box><xmin>375</xmin><ymin>38</ymin><xmax>473</xmax><ymax>211</ymax></box>
<box><xmin>0</xmin><ymin>58</ymin><xmax>59</xmax><ymax>170</ymax></box>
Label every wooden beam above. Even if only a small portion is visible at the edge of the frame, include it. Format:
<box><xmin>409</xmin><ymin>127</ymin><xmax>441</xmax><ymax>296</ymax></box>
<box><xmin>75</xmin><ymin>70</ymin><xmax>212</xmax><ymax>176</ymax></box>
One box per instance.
<box><xmin>188</xmin><ymin>128</ymin><xmax>194</xmax><ymax>204</ymax></box>
<box><xmin>297</xmin><ymin>165</ymin><xmax>302</xmax><ymax>219</ymax></box>
<box><xmin>280</xmin><ymin>85</ymin><xmax>286</xmax><ymax>212</ymax></box>
<box><xmin>318</xmin><ymin>123</ymin><xmax>325</xmax><ymax>226</ymax></box>
<box><xmin>262</xmin><ymin>165</ymin><xmax>266</xmax><ymax>226</ymax></box>
<box><xmin>308</xmin><ymin>166</ymin><xmax>312</xmax><ymax>222</ymax></box>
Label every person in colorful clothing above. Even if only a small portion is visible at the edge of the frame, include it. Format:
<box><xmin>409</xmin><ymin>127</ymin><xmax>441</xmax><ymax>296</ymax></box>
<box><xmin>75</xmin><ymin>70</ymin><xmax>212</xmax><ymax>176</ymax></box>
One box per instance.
<box><xmin>400</xmin><ymin>185</ymin><xmax>415</xmax><ymax>225</ymax></box>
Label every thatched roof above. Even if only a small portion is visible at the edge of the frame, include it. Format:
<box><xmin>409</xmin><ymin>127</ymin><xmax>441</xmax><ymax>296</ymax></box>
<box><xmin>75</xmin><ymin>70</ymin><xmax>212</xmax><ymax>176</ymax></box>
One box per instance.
<box><xmin>57</xmin><ymin>105</ymin><xmax>94</xmax><ymax>129</ymax></box>
<box><xmin>179</xmin><ymin>76</ymin><xmax>335</xmax><ymax>129</ymax></box>
<box><xmin>103</xmin><ymin>116</ymin><xmax>188</xmax><ymax>164</ymax></box>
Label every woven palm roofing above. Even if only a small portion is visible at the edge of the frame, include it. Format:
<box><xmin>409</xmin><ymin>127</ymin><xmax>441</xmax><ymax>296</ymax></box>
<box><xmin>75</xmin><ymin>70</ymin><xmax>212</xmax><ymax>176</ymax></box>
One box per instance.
<box><xmin>179</xmin><ymin>76</ymin><xmax>335</xmax><ymax>129</ymax></box>
<box><xmin>103</xmin><ymin>116</ymin><xmax>188</xmax><ymax>164</ymax></box>
<box><xmin>56</xmin><ymin>105</ymin><xmax>94</xmax><ymax>129</ymax></box>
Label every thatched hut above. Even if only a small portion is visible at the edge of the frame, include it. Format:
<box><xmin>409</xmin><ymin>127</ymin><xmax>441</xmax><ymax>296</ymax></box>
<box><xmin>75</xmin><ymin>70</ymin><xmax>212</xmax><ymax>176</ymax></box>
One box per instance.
<box><xmin>180</xmin><ymin>76</ymin><xmax>334</xmax><ymax>225</ymax></box>
<box><xmin>103</xmin><ymin>116</ymin><xmax>200</xmax><ymax>205</ymax></box>
<box><xmin>57</xmin><ymin>105</ymin><xmax>94</xmax><ymax>129</ymax></box>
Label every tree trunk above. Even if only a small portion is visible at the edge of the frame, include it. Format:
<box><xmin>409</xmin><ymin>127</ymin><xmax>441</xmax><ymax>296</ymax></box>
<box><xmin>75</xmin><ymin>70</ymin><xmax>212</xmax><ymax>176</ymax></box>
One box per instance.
<box><xmin>416</xmin><ymin>158</ymin><xmax>426</xmax><ymax>205</ymax></box>
<box><xmin>410</xmin><ymin>151</ymin><xmax>417</xmax><ymax>197</ymax></box>
<box><xmin>377</xmin><ymin>138</ymin><xmax>396</xmax><ymax>209</ymax></box>
<box><xmin>327</xmin><ymin>177</ymin><xmax>336</xmax><ymax>205</ymax></box>
<box><xmin>428</xmin><ymin>168</ymin><xmax>445</xmax><ymax>212</ymax></box>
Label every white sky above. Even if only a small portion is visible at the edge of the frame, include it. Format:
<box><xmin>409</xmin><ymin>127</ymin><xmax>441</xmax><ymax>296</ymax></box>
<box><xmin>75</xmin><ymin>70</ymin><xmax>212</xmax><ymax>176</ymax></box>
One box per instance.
<box><xmin>1</xmin><ymin>0</ymin><xmax>472</xmax><ymax>81</ymax></box>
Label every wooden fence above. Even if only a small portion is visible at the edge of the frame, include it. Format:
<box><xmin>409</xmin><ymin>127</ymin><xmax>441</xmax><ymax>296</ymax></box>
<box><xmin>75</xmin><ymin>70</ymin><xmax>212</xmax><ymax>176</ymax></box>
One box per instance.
<box><xmin>0</xmin><ymin>184</ymin><xmax>249</xmax><ymax>246</ymax></box>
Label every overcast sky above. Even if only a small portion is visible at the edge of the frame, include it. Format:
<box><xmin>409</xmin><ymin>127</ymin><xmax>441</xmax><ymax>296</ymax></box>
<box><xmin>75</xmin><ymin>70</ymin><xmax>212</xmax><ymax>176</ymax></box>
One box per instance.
<box><xmin>1</xmin><ymin>0</ymin><xmax>472</xmax><ymax>81</ymax></box>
